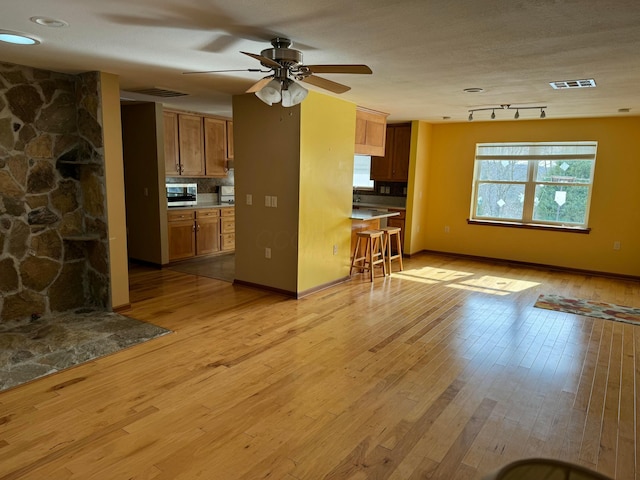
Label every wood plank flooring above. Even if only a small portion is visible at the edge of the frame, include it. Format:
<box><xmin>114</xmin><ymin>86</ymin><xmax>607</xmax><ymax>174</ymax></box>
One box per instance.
<box><xmin>1</xmin><ymin>252</ymin><xmax>639</xmax><ymax>479</ymax></box>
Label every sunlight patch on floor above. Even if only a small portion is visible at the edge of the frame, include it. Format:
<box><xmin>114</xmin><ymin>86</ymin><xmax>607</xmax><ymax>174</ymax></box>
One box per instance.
<box><xmin>393</xmin><ymin>269</ymin><xmax>540</xmax><ymax>295</ymax></box>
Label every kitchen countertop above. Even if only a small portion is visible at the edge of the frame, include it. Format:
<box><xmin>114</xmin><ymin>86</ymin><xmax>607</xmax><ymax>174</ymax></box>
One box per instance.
<box><xmin>353</xmin><ymin>202</ymin><xmax>405</xmax><ymax>210</ymax></box>
<box><xmin>350</xmin><ymin>209</ymin><xmax>400</xmax><ymax>221</ymax></box>
<box><xmin>168</xmin><ymin>202</ymin><xmax>235</xmax><ymax>210</ymax></box>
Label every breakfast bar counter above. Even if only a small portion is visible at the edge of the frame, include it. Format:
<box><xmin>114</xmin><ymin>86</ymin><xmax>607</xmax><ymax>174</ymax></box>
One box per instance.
<box><xmin>350</xmin><ymin>209</ymin><xmax>400</xmax><ymax>256</ymax></box>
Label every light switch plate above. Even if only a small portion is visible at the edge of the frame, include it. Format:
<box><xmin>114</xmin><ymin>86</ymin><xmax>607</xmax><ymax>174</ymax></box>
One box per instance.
<box><xmin>246</xmin><ymin>194</ymin><xmax>252</xmax><ymax>205</ymax></box>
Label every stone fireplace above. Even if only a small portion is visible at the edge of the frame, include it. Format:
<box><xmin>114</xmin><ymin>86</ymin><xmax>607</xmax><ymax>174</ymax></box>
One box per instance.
<box><xmin>0</xmin><ymin>62</ymin><xmax>110</xmax><ymax>322</ymax></box>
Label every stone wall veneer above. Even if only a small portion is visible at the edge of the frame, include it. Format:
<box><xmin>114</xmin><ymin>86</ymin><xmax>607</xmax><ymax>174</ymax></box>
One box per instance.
<box><xmin>0</xmin><ymin>63</ymin><xmax>110</xmax><ymax>322</ymax></box>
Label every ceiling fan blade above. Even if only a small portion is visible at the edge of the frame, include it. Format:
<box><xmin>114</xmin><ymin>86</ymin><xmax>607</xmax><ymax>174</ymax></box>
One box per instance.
<box><xmin>183</xmin><ymin>68</ymin><xmax>266</xmax><ymax>74</ymax></box>
<box><xmin>240</xmin><ymin>51</ymin><xmax>282</xmax><ymax>69</ymax></box>
<box><xmin>301</xmin><ymin>75</ymin><xmax>351</xmax><ymax>94</ymax></box>
<box><xmin>246</xmin><ymin>77</ymin><xmax>273</xmax><ymax>93</ymax></box>
<box><xmin>306</xmin><ymin>64</ymin><xmax>372</xmax><ymax>75</ymax></box>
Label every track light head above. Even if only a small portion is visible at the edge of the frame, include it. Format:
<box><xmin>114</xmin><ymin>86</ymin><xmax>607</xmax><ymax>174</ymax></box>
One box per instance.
<box><xmin>468</xmin><ymin>112</ymin><xmax>473</xmax><ymax>121</ymax></box>
<box><xmin>514</xmin><ymin>109</ymin><xmax>520</xmax><ymax>119</ymax></box>
<box><xmin>491</xmin><ymin>109</ymin><xmax>496</xmax><ymax>119</ymax></box>
<box><xmin>540</xmin><ymin>108</ymin><xmax>546</xmax><ymax>119</ymax></box>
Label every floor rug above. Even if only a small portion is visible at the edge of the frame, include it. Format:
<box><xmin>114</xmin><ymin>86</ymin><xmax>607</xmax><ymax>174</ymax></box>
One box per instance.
<box><xmin>534</xmin><ymin>294</ymin><xmax>640</xmax><ymax>326</ymax></box>
<box><xmin>0</xmin><ymin>310</ymin><xmax>171</xmax><ymax>392</ymax></box>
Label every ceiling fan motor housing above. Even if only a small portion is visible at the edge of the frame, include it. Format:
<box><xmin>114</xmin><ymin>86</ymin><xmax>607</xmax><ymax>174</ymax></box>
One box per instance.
<box><xmin>261</xmin><ymin>37</ymin><xmax>303</xmax><ymax>68</ymax></box>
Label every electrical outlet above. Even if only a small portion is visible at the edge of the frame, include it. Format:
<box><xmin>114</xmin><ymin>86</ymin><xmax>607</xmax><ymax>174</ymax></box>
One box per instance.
<box><xmin>333</xmin><ymin>244</ymin><xmax>338</xmax><ymax>255</ymax></box>
<box><xmin>143</xmin><ymin>187</ymin><xmax>149</xmax><ymax>197</ymax></box>
<box><xmin>272</xmin><ymin>196</ymin><xmax>277</xmax><ymax>208</ymax></box>
<box><xmin>265</xmin><ymin>247</ymin><xmax>271</xmax><ymax>259</ymax></box>
<box><xmin>246</xmin><ymin>194</ymin><xmax>252</xmax><ymax>205</ymax></box>
<box><xmin>265</xmin><ymin>195</ymin><xmax>271</xmax><ymax>207</ymax></box>
<box><xmin>613</xmin><ymin>240</ymin><xmax>621</xmax><ymax>250</ymax></box>
<box><xmin>444</xmin><ymin>226</ymin><xmax>450</xmax><ymax>233</ymax></box>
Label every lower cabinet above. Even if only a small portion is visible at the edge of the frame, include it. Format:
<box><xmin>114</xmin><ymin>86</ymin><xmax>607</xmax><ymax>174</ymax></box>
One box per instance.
<box><xmin>220</xmin><ymin>207</ymin><xmax>235</xmax><ymax>251</ymax></box>
<box><xmin>167</xmin><ymin>207</ymin><xmax>235</xmax><ymax>262</ymax></box>
<box><xmin>195</xmin><ymin>209</ymin><xmax>220</xmax><ymax>255</ymax></box>
<box><xmin>167</xmin><ymin>210</ymin><xmax>196</xmax><ymax>261</ymax></box>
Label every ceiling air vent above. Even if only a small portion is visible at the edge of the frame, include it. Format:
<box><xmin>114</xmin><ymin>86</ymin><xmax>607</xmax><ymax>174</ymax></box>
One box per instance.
<box><xmin>128</xmin><ymin>87</ymin><xmax>188</xmax><ymax>98</ymax></box>
<box><xmin>549</xmin><ymin>79</ymin><xmax>596</xmax><ymax>90</ymax></box>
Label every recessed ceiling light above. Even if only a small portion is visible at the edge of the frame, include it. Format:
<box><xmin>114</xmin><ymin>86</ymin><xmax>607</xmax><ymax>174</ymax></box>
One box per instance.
<box><xmin>30</xmin><ymin>16</ymin><xmax>69</xmax><ymax>28</ymax></box>
<box><xmin>463</xmin><ymin>87</ymin><xmax>484</xmax><ymax>93</ymax></box>
<box><xmin>0</xmin><ymin>30</ymin><xmax>40</xmax><ymax>45</ymax></box>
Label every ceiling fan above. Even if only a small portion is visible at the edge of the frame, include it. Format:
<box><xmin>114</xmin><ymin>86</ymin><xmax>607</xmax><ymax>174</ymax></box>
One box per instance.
<box><xmin>184</xmin><ymin>37</ymin><xmax>372</xmax><ymax>107</ymax></box>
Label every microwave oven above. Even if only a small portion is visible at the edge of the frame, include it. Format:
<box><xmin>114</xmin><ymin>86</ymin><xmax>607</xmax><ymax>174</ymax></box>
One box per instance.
<box><xmin>166</xmin><ymin>183</ymin><xmax>197</xmax><ymax>207</ymax></box>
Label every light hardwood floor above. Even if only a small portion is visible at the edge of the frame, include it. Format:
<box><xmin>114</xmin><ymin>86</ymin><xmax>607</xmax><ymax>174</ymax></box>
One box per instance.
<box><xmin>1</xmin><ymin>252</ymin><xmax>639</xmax><ymax>479</ymax></box>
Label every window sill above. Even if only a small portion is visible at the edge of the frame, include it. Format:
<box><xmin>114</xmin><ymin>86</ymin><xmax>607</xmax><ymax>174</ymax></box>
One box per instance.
<box><xmin>467</xmin><ymin>219</ymin><xmax>591</xmax><ymax>234</ymax></box>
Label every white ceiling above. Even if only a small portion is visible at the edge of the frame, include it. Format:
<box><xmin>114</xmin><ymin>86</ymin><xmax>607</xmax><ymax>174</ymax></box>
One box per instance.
<box><xmin>2</xmin><ymin>0</ymin><xmax>640</xmax><ymax>122</ymax></box>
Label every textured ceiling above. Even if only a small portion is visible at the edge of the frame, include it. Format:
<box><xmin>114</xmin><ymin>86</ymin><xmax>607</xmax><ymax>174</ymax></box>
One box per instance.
<box><xmin>2</xmin><ymin>0</ymin><xmax>639</xmax><ymax>122</ymax></box>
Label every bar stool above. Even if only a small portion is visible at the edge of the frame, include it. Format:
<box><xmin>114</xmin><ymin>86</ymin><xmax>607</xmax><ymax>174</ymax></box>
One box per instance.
<box><xmin>380</xmin><ymin>226</ymin><xmax>403</xmax><ymax>274</ymax></box>
<box><xmin>350</xmin><ymin>230</ymin><xmax>386</xmax><ymax>281</ymax></box>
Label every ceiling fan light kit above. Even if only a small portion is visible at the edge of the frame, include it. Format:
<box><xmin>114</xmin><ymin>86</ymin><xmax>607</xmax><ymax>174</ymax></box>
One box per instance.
<box><xmin>468</xmin><ymin>104</ymin><xmax>547</xmax><ymax>121</ymax></box>
<box><xmin>184</xmin><ymin>37</ymin><xmax>371</xmax><ymax>107</ymax></box>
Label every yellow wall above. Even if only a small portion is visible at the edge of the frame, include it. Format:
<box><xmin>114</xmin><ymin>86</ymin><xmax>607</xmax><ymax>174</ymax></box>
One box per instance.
<box><xmin>121</xmin><ymin>103</ymin><xmax>169</xmax><ymax>265</ymax></box>
<box><xmin>233</xmin><ymin>91</ymin><xmax>356</xmax><ymax>294</ymax></box>
<box><xmin>418</xmin><ymin>116</ymin><xmax>640</xmax><ymax>276</ymax></box>
<box><xmin>233</xmin><ymin>94</ymin><xmax>301</xmax><ymax>292</ymax></box>
<box><xmin>405</xmin><ymin>120</ymin><xmax>432</xmax><ymax>255</ymax></box>
<box><xmin>99</xmin><ymin>72</ymin><xmax>130</xmax><ymax>308</ymax></box>
<box><xmin>298</xmin><ymin>92</ymin><xmax>355</xmax><ymax>291</ymax></box>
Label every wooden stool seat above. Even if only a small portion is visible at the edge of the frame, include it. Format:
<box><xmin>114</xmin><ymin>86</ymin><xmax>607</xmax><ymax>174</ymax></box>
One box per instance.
<box><xmin>380</xmin><ymin>226</ymin><xmax>403</xmax><ymax>274</ymax></box>
<box><xmin>349</xmin><ymin>230</ymin><xmax>386</xmax><ymax>281</ymax></box>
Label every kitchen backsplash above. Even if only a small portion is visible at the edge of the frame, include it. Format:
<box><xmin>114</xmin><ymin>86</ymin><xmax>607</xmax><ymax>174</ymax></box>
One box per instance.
<box><xmin>166</xmin><ymin>169</ymin><xmax>234</xmax><ymax>193</ymax></box>
<box><xmin>353</xmin><ymin>194</ymin><xmax>407</xmax><ymax>208</ymax></box>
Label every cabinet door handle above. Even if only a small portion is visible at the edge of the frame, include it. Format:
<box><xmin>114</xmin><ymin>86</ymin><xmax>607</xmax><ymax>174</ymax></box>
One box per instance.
<box><xmin>196</xmin><ymin>224</ymin><xmax>200</xmax><ymax>231</ymax></box>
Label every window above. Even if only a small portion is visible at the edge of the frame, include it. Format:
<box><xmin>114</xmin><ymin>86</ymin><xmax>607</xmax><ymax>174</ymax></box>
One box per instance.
<box><xmin>353</xmin><ymin>155</ymin><xmax>374</xmax><ymax>189</ymax></box>
<box><xmin>470</xmin><ymin>142</ymin><xmax>597</xmax><ymax>229</ymax></box>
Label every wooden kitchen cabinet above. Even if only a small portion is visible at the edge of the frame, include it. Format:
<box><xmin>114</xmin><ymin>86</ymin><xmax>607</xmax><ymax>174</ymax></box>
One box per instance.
<box><xmin>226</xmin><ymin>120</ymin><xmax>234</xmax><ymax>160</ymax></box>
<box><xmin>177</xmin><ymin>113</ymin><xmax>206</xmax><ymax>176</ymax></box>
<box><xmin>370</xmin><ymin>123</ymin><xmax>411</xmax><ymax>182</ymax></box>
<box><xmin>355</xmin><ymin>107</ymin><xmax>388</xmax><ymax>157</ymax></box>
<box><xmin>167</xmin><ymin>208</ymin><xmax>234</xmax><ymax>262</ymax></box>
<box><xmin>204</xmin><ymin>117</ymin><xmax>227</xmax><ymax>177</ymax></box>
<box><xmin>167</xmin><ymin>210</ymin><xmax>196</xmax><ymax>261</ymax></box>
<box><xmin>220</xmin><ymin>207</ymin><xmax>235</xmax><ymax>251</ymax></box>
<box><xmin>164</xmin><ymin>109</ymin><xmax>231</xmax><ymax>178</ymax></box>
<box><xmin>163</xmin><ymin>111</ymin><xmax>180</xmax><ymax>176</ymax></box>
<box><xmin>195</xmin><ymin>209</ymin><xmax>220</xmax><ymax>255</ymax></box>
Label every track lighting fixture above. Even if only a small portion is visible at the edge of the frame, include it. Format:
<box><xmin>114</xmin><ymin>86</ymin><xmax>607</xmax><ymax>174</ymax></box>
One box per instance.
<box><xmin>467</xmin><ymin>104</ymin><xmax>547</xmax><ymax>121</ymax></box>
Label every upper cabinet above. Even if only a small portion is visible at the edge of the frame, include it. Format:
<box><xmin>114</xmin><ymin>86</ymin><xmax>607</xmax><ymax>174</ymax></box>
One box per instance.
<box><xmin>354</xmin><ymin>107</ymin><xmax>388</xmax><ymax>157</ymax></box>
<box><xmin>226</xmin><ymin>120</ymin><xmax>234</xmax><ymax>160</ymax></box>
<box><xmin>178</xmin><ymin>113</ymin><xmax>206</xmax><ymax>176</ymax></box>
<box><xmin>165</xmin><ymin>109</ymin><xmax>231</xmax><ymax>178</ymax></box>
<box><xmin>163</xmin><ymin>111</ymin><xmax>180</xmax><ymax>176</ymax></box>
<box><xmin>204</xmin><ymin>117</ymin><xmax>227</xmax><ymax>177</ymax></box>
<box><xmin>370</xmin><ymin>123</ymin><xmax>411</xmax><ymax>182</ymax></box>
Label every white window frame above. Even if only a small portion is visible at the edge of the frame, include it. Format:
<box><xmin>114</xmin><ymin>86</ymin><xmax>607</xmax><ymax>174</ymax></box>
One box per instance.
<box><xmin>470</xmin><ymin>142</ymin><xmax>597</xmax><ymax>230</ymax></box>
